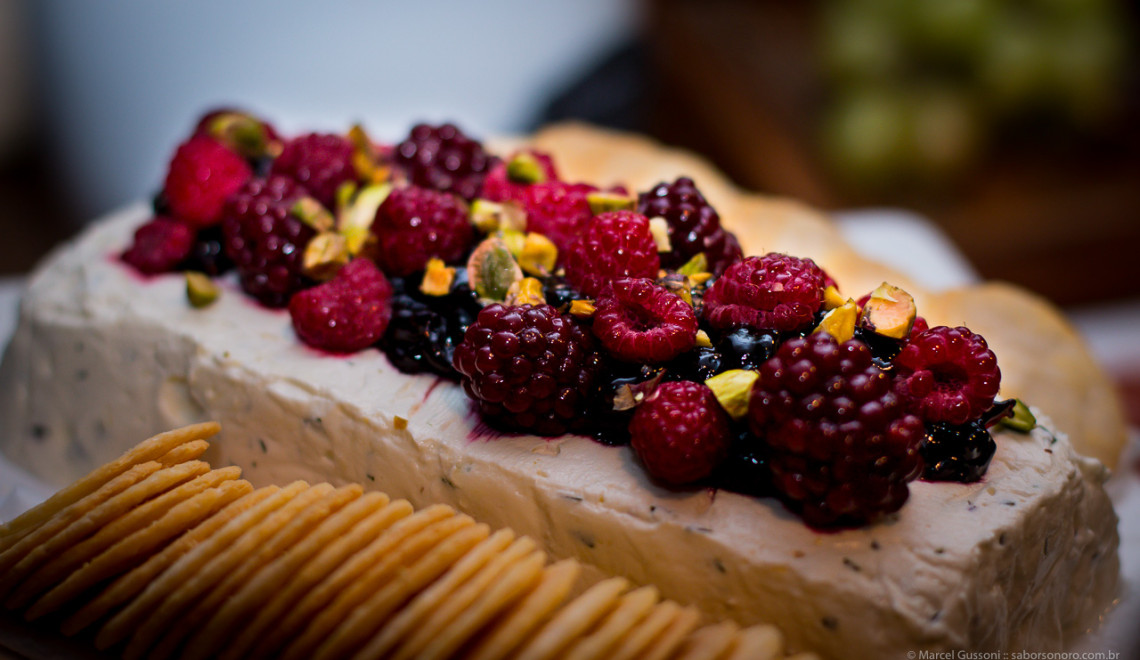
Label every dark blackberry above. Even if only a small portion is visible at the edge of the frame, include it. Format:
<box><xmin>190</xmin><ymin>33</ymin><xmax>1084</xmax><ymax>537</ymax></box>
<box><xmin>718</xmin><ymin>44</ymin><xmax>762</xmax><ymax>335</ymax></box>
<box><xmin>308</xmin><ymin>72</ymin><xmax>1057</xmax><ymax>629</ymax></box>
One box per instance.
<box><xmin>664</xmin><ymin>345</ymin><xmax>722</xmax><ymax>382</ymax></box>
<box><xmin>586</xmin><ymin>362</ymin><xmax>666</xmax><ymax>446</ymax></box>
<box><xmin>919</xmin><ymin>421</ymin><xmax>996</xmax><ymax>482</ymax></box>
<box><xmin>636</xmin><ymin>177</ymin><xmax>742</xmax><ymax>274</ymax></box>
<box><xmin>181</xmin><ymin>226</ymin><xmax>234</xmax><ymax>277</ymax></box>
<box><xmin>394</xmin><ymin>123</ymin><xmax>495</xmax><ymax>200</ymax></box>
<box><xmin>712</xmin><ymin>429</ymin><xmax>775</xmax><ymax>498</ymax></box>
<box><xmin>716</xmin><ymin>327</ymin><xmax>779</xmax><ymax>371</ymax></box>
<box><xmin>543</xmin><ymin>276</ymin><xmax>580</xmax><ymax>312</ymax></box>
<box><xmin>380</xmin><ymin>269</ymin><xmax>482</xmax><ymax>380</ymax></box>
<box><xmin>853</xmin><ymin>326</ymin><xmax>905</xmax><ymax>370</ymax></box>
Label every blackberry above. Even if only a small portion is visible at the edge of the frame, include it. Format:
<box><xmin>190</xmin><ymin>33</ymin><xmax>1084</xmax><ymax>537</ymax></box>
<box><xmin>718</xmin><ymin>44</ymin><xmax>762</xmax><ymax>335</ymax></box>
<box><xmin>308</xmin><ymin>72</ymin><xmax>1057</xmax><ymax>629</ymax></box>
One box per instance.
<box><xmin>712</xmin><ymin>430</ymin><xmax>775</xmax><ymax>498</ymax></box>
<box><xmin>543</xmin><ymin>276</ymin><xmax>580</xmax><ymax>312</ymax></box>
<box><xmin>637</xmin><ymin>177</ymin><xmax>742</xmax><ymax>274</ymax></box>
<box><xmin>586</xmin><ymin>362</ymin><xmax>666</xmax><ymax>446</ymax></box>
<box><xmin>716</xmin><ymin>327</ymin><xmax>779</xmax><ymax>371</ymax></box>
<box><xmin>853</xmin><ymin>326</ymin><xmax>905</xmax><ymax>370</ymax></box>
<box><xmin>394</xmin><ymin>123</ymin><xmax>495</xmax><ymax>200</ymax></box>
<box><xmin>380</xmin><ymin>269</ymin><xmax>481</xmax><ymax>379</ymax></box>
<box><xmin>919</xmin><ymin>421</ymin><xmax>996</xmax><ymax>482</ymax></box>
<box><xmin>664</xmin><ymin>345</ymin><xmax>722</xmax><ymax>382</ymax></box>
<box><xmin>181</xmin><ymin>226</ymin><xmax>234</xmax><ymax>277</ymax></box>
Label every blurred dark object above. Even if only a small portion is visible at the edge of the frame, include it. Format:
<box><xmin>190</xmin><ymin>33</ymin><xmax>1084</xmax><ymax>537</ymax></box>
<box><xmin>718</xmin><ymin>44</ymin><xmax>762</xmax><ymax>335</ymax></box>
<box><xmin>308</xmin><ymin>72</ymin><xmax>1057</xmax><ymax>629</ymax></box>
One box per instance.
<box><xmin>0</xmin><ymin>142</ymin><xmax>76</xmax><ymax>275</ymax></box>
<box><xmin>632</xmin><ymin>0</ymin><xmax>1140</xmax><ymax>306</ymax></box>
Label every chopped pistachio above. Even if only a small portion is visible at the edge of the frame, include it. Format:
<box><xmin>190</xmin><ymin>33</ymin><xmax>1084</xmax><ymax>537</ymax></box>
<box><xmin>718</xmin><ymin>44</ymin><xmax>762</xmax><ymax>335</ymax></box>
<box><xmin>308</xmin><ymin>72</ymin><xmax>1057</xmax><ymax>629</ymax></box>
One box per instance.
<box><xmin>292</xmin><ymin>197</ymin><xmax>335</xmax><ymax>232</ymax></box>
<box><xmin>695</xmin><ymin>329</ymin><xmax>713</xmax><ymax>348</ymax></box>
<box><xmin>518</xmin><ymin>233</ymin><xmax>558</xmax><ymax>277</ymax></box>
<box><xmin>823</xmin><ymin>285</ymin><xmax>846</xmax><ymax>311</ymax></box>
<box><xmin>347</xmin><ymin>124</ymin><xmax>388</xmax><ymax>182</ymax></box>
<box><xmin>1000</xmin><ymin>400</ymin><xmax>1037</xmax><ymax>433</ymax></box>
<box><xmin>706</xmin><ymin>369</ymin><xmax>759</xmax><ymax>420</ymax></box>
<box><xmin>468</xmin><ymin>236</ymin><xmax>523</xmax><ymax>302</ymax></box>
<box><xmin>335</xmin><ymin>181</ymin><xmax>358</xmax><ymax>212</ymax></box>
<box><xmin>499</xmin><ymin>228</ymin><xmax>527</xmax><ymax>258</ymax></box>
<box><xmin>302</xmin><ymin>232</ymin><xmax>350</xmax><ymax>281</ymax></box>
<box><xmin>207</xmin><ymin>112</ymin><xmax>272</xmax><ymax>159</ymax></box>
<box><xmin>420</xmin><ymin>258</ymin><xmax>456</xmax><ymax>296</ymax></box>
<box><xmin>586</xmin><ymin>191</ymin><xmax>636</xmax><ymax>214</ymax></box>
<box><xmin>648</xmin><ymin>216</ymin><xmax>672</xmax><ymax>252</ymax></box>
<box><xmin>393</xmin><ymin>415</ymin><xmax>408</xmax><ymax>430</ymax></box>
<box><xmin>185</xmin><ymin>271</ymin><xmax>220</xmax><ymax>308</ymax></box>
<box><xmin>337</xmin><ymin>182</ymin><xmax>391</xmax><ymax>255</ymax></box>
<box><xmin>689</xmin><ymin>272</ymin><xmax>713</xmax><ymax>286</ymax></box>
<box><xmin>813</xmin><ymin>299</ymin><xmax>858</xmax><ymax>343</ymax></box>
<box><xmin>504</xmin><ymin>277</ymin><xmax>546</xmax><ymax>306</ymax></box>
<box><xmin>470</xmin><ymin>199</ymin><xmax>505</xmax><ymax>233</ymax></box>
<box><xmin>569</xmin><ymin>299</ymin><xmax>596</xmax><ymax>318</ymax></box>
<box><xmin>678</xmin><ymin>253</ymin><xmax>709</xmax><ymax>277</ymax></box>
<box><xmin>658</xmin><ymin>274</ymin><xmax>693</xmax><ymax>306</ymax></box>
<box><xmin>506</xmin><ymin>152</ymin><xmax>547</xmax><ymax>184</ymax></box>
<box><xmin>860</xmin><ymin>282</ymin><xmax>916</xmax><ymax>340</ymax></box>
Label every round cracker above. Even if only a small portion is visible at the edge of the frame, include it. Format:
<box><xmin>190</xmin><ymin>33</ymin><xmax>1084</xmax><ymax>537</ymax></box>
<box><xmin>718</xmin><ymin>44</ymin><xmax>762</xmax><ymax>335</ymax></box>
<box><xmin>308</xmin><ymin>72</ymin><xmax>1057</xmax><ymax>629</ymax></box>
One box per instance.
<box><xmin>513</xmin><ymin>576</ymin><xmax>630</xmax><ymax>660</ymax></box>
<box><xmin>62</xmin><ymin>484</ymin><xmax>274</xmax><ymax>637</ymax></box>
<box><xmin>26</xmin><ymin>473</ymin><xmax>249</xmax><ymax>620</ymax></box>
<box><xmin>360</xmin><ymin>528</ymin><xmax>518</xmax><ymax>658</ymax></box>
<box><xmin>1</xmin><ymin>460</ymin><xmax>211</xmax><ymax>607</ymax></box>
<box><xmin>722</xmin><ymin>624</ymin><xmax>784</xmax><ymax>660</ymax></box>
<box><xmin>406</xmin><ymin>550</ymin><xmax>546</xmax><ymax>660</ymax></box>
<box><xmin>639</xmin><ymin>603</ymin><xmax>702</xmax><ymax>660</ymax></box>
<box><xmin>231</xmin><ymin>498</ymin><xmax>414</xmax><ymax>660</ymax></box>
<box><xmin>278</xmin><ymin>507</ymin><xmax>469</xmax><ymax>660</ymax></box>
<box><xmin>175</xmin><ymin>484</ymin><xmax>365</xmax><ymax>660</ymax></box>
<box><xmin>383</xmin><ymin>534</ymin><xmax>535</xmax><ymax>659</ymax></box>
<box><xmin>309</xmin><ymin>520</ymin><xmax>488</xmax><ymax>660</ymax></box>
<box><xmin>94</xmin><ymin>482</ymin><xmax>302</xmax><ymax>651</ymax></box>
<box><xmin>608</xmin><ymin>599</ymin><xmax>684</xmax><ymax>660</ymax></box>
<box><xmin>671</xmin><ymin>621</ymin><xmax>741</xmax><ymax>660</ymax></box>
<box><xmin>0</xmin><ymin>423</ymin><xmax>219</xmax><ymax>553</ymax></box>
<box><xmin>465</xmin><ymin>559</ymin><xmax>581</xmax><ymax>660</ymax></box>
<box><xmin>562</xmin><ymin>585</ymin><xmax>660</xmax><ymax>660</ymax></box>
<box><xmin>123</xmin><ymin>482</ymin><xmax>331</xmax><ymax>660</ymax></box>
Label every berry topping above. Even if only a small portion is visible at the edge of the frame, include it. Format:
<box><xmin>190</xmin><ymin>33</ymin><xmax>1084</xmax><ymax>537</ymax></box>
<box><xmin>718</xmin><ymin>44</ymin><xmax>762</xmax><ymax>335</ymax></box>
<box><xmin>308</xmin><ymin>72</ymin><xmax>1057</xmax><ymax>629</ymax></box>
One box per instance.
<box><xmin>382</xmin><ymin>269</ymin><xmax>481</xmax><ymax>379</ymax></box>
<box><xmin>894</xmin><ymin>326</ymin><xmax>1001</xmax><ymax>426</ymax></box>
<box><xmin>637</xmin><ymin>177</ymin><xmax>742</xmax><ymax>274</ymax></box>
<box><xmin>270</xmin><ymin>133</ymin><xmax>358</xmax><ymax>208</ymax></box>
<box><xmin>182</xmin><ymin>225</ymin><xmax>234</xmax><ymax>277</ymax></box>
<box><xmin>453</xmin><ymin>303</ymin><xmax>602</xmax><ymax>436</ymax></box>
<box><xmin>121</xmin><ymin>217</ymin><xmax>196</xmax><ymax>275</ymax></box>
<box><xmin>394</xmin><ymin>123</ymin><xmax>495</xmax><ymax>201</ymax></box>
<box><xmin>563</xmin><ymin>210</ymin><xmax>661</xmax><ymax>298</ymax></box>
<box><xmin>289</xmin><ymin>258</ymin><xmax>393</xmax><ymax>353</ymax></box>
<box><xmin>222</xmin><ymin>175</ymin><xmax>315</xmax><ymax>307</ymax></box>
<box><xmin>519</xmin><ymin>181</ymin><xmax>599</xmax><ymax>257</ymax></box>
<box><xmin>163</xmin><ymin>135</ymin><xmax>252</xmax><ymax>228</ymax></box>
<box><xmin>702</xmin><ymin>253</ymin><xmax>826</xmax><ymax>333</ymax></box>
<box><xmin>371</xmin><ymin>186</ymin><xmax>474</xmax><ymax>277</ymax></box>
<box><xmin>481</xmin><ymin>150</ymin><xmax>558</xmax><ymax>203</ymax></box>
<box><xmin>629</xmin><ymin>381</ymin><xmax>732</xmax><ymax>485</ymax></box>
<box><xmin>919</xmin><ymin>421</ymin><xmax>997</xmax><ymax>482</ymax></box>
<box><xmin>592</xmin><ymin>278</ymin><xmax>698</xmax><ymax>364</ymax></box>
<box><xmin>749</xmin><ymin>333</ymin><xmax>925</xmax><ymax>527</ymax></box>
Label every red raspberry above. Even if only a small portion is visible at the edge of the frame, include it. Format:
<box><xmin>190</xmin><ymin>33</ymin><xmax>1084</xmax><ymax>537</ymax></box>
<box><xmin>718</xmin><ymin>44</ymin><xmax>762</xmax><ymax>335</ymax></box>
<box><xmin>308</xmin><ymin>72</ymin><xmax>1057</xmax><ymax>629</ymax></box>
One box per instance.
<box><xmin>163</xmin><ymin>135</ymin><xmax>252</xmax><ymax>228</ymax></box>
<box><xmin>121</xmin><ymin>217</ymin><xmax>196</xmax><ymax>275</ymax></box>
<box><xmin>592</xmin><ymin>278</ymin><xmax>698</xmax><ymax>363</ymax></box>
<box><xmin>289</xmin><ymin>259</ymin><xmax>393</xmax><ymax>353</ymax></box>
<box><xmin>370</xmin><ymin>186</ymin><xmax>474</xmax><ymax>277</ymax></box>
<box><xmin>453</xmin><ymin>304</ymin><xmax>602</xmax><ymax>436</ymax></box>
<box><xmin>894</xmin><ymin>326</ymin><xmax>1001</xmax><ymax>426</ymax></box>
<box><xmin>637</xmin><ymin>177</ymin><xmax>742</xmax><ymax>274</ymax></box>
<box><xmin>222</xmin><ymin>175</ymin><xmax>314</xmax><ymax>307</ymax></box>
<box><xmin>702</xmin><ymin>253</ymin><xmax>826</xmax><ymax>333</ymax></box>
<box><xmin>629</xmin><ymin>381</ymin><xmax>731</xmax><ymax>485</ymax></box>
<box><xmin>564</xmin><ymin>211</ymin><xmax>660</xmax><ymax>298</ymax></box>
<box><xmin>749</xmin><ymin>333</ymin><xmax>925</xmax><ymax>527</ymax></box>
<box><xmin>270</xmin><ymin>133</ymin><xmax>358</xmax><ymax>208</ymax></box>
<box><xmin>480</xmin><ymin>150</ymin><xmax>559</xmax><ymax>203</ymax></box>
<box><xmin>519</xmin><ymin>181</ymin><xmax>598</xmax><ymax>257</ymax></box>
<box><xmin>394</xmin><ymin>123</ymin><xmax>494</xmax><ymax>200</ymax></box>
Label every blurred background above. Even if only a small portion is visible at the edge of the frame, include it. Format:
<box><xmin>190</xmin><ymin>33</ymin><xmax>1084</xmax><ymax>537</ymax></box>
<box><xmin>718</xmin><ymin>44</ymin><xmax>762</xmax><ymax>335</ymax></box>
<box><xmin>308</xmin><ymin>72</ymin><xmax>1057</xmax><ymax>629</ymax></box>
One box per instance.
<box><xmin>0</xmin><ymin>0</ymin><xmax>1137</xmax><ymax>422</ymax></box>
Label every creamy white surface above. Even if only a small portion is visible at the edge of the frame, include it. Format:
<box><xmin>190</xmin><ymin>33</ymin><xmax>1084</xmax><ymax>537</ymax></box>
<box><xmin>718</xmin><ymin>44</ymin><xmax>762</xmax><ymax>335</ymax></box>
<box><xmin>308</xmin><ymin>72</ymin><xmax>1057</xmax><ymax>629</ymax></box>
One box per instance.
<box><xmin>0</xmin><ymin>205</ymin><xmax>1121</xmax><ymax>659</ymax></box>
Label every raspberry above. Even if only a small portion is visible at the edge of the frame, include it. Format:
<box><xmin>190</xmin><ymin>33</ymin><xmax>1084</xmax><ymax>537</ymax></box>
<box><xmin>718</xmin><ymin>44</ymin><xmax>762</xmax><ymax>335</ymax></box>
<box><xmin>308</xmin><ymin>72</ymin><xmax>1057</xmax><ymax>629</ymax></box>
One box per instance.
<box><xmin>563</xmin><ymin>211</ymin><xmax>660</xmax><ymax>298</ymax></box>
<box><xmin>370</xmin><ymin>186</ymin><xmax>474</xmax><ymax>277</ymax></box>
<box><xmin>702</xmin><ymin>253</ymin><xmax>826</xmax><ymax>333</ymax></box>
<box><xmin>592</xmin><ymin>278</ymin><xmax>698</xmax><ymax>363</ymax></box>
<box><xmin>749</xmin><ymin>333</ymin><xmax>925</xmax><ymax>527</ymax></box>
<box><xmin>481</xmin><ymin>150</ymin><xmax>559</xmax><ymax>203</ymax></box>
<box><xmin>222</xmin><ymin>175</ymin><xmax>315</xmax><ymax>307</ymax></box>
<box><xmin>629</xmin><ymin>381</ymin><xmax>731</xmax><ymax>485</ymax></box>
<box><xmin>163</xmin><ymin>135</ymin><xmax>252</xmax><ymax>228</ymax></box>
<box><xmin>289</xmin><ymin>259</ymin><xmax>393</xmax><ymax>353</ymax></box>
<box><xmin>637</xmin><ymin>177</ymin><xmax>742</xmax><ymax>274</ymax></box>
<box><xmin>394</xmin><ymin>123</ymin><xmax>495</xmax><ymax>200</ymax></box>
<box><xmin>270</xmin><ymin>133</ymin><xmax>357</xmax><ymax>208</ymax></box>
<box><xmin>121</xmin><ymin>217</ymin><xmax>196</xmax><ymax>275</ymax></box>
<box><xmin>519</xmin><ymin>181</ymin><xmax>598</xmax><ymax>257</ymax></box>
<box><xmin>453</xmin><ymin>303</ymin><xmax>602</xmax><ymax>436</ymax></box>
<box><xmin>894</xmin><ymin>326</ymin><xmax>1001</xmax><ymax>426</ymax></box>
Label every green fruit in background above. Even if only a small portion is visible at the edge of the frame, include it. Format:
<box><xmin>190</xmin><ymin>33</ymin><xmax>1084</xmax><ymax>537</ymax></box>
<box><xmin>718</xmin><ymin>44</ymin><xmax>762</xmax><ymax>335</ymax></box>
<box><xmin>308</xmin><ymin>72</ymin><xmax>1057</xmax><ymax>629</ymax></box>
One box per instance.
<box><xmin>821</xmin><ymin>87</ymin><xmax>910</xmax><ymax>189</ymax></box>
<box><xmin>906</xmin><ymin>0</ymin><xmax>996</xmax><ymax>64</ymax></box>
<box><xmin>819</xmin><ymin>1</ymin><xmax>905</xmax><ymax>83</ymax></box>
<box><xmin>903</xmin><ymin>85</ymin><xmax>984</xmax><ymax>181</ymax></box>
<box><xmin>976</xmin><ymin>13</ymin><xmax>1053</xmax><ymax>117</ymax></box>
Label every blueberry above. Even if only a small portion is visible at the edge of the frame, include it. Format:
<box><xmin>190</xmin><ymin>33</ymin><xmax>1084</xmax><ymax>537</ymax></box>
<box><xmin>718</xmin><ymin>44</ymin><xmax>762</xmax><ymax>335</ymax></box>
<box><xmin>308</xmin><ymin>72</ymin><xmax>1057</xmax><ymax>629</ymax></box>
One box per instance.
<box><xmin>919</xmin><ymin>421</ymin><xmax>996</xmax><ymax>483</ymax></box>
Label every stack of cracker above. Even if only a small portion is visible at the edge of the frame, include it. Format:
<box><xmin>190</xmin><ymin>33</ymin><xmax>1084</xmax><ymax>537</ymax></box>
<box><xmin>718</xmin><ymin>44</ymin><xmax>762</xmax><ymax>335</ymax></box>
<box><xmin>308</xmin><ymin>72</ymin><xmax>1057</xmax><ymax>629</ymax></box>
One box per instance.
<box><xmin>0</xmin><ymin>422</ymin><xmax>817</xmax><ymax>660</ymax></box>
